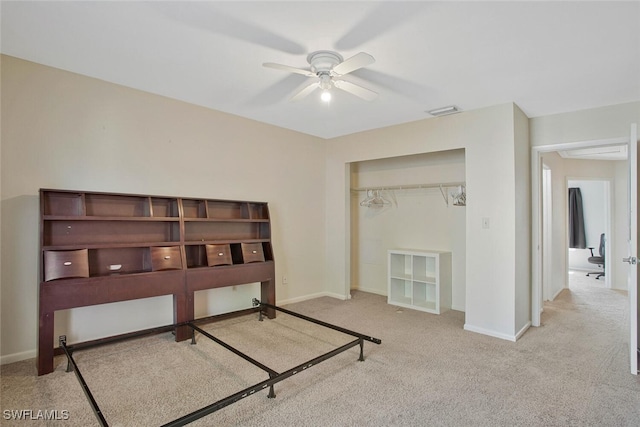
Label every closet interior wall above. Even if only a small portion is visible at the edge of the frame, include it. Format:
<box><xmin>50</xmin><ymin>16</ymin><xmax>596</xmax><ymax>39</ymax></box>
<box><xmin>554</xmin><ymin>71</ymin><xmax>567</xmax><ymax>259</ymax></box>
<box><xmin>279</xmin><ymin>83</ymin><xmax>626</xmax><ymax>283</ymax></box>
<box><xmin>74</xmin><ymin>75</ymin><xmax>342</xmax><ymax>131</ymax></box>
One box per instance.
<box><xmin>350</xmin><ymin>149</ymin><xmax>467</xmax><ymax>312</ymax></box>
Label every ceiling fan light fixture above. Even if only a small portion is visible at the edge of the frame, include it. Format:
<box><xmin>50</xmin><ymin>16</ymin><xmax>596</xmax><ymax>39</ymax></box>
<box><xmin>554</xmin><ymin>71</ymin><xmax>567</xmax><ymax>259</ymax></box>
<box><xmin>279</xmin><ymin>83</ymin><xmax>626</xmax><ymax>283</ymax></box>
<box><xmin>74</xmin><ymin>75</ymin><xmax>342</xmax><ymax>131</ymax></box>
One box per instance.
<box><xmin>427</xmin><ymin>105</ymin><xmax>461</xmax><ymax>116</ymax></box>
<box><xmin>264</xmin><ymin>50</ymin><xmax>378</xmax><ymax>103</ymax></box>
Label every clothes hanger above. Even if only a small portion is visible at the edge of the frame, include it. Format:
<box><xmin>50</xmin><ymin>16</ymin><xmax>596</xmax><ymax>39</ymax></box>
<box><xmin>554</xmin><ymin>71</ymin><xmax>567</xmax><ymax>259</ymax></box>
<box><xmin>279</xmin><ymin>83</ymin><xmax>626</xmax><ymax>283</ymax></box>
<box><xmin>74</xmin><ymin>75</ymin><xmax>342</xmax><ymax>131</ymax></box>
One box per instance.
<box><xmin>360</xmin><ymin>189</ymin><xmax>375</xmax><ymax>207</ymax></box>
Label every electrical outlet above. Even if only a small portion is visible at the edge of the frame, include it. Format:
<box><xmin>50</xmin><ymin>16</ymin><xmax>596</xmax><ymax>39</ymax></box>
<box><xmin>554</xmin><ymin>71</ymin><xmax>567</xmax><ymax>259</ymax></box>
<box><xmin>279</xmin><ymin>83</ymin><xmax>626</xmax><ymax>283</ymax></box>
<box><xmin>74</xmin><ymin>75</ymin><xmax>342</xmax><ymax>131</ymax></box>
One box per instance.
<box><xmin>282</xmin><ymin>276</ymin><xmax>288</xmax><ymax>285</ymax></box>
<box><xmin>482</xmin><ymin>217</ymin><xmax>490</xmax><ymax>229</ymax></box>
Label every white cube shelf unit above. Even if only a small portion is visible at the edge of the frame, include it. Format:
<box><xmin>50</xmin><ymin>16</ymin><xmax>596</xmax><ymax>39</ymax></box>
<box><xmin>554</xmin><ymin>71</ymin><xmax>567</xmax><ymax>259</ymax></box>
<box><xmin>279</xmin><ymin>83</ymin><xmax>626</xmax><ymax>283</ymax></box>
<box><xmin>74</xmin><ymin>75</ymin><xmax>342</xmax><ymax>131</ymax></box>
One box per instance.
<box><xmin>387</xmin><ymin>249</ymin><xmax>452</xmax><ymax>314</ymax></box>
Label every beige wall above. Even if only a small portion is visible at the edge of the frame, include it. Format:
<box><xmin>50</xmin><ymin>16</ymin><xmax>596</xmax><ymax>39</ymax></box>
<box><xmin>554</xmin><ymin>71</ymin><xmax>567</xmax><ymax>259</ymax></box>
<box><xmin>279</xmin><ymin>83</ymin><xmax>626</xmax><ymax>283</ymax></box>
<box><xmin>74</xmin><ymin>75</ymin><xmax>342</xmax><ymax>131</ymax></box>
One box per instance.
<box><xmin>1</xmin><ymin>55</ymin><xmax>327</xmax><ymax>362</ymax></box>
<box><xmin>530</xmin><ymin>101</ymin><xmax>640</xmax><ymax>146</ymax></box>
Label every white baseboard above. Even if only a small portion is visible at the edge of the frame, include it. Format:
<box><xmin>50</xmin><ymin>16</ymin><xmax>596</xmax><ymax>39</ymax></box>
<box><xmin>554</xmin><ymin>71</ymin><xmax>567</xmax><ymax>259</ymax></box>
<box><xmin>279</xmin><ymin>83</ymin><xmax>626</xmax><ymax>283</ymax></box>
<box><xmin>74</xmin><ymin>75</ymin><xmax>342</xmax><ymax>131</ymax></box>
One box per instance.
<box><xmin>552</xmin><ymin>286</ymin><xmax>565</xmax><ymax>301</ymax></box>
<box><xmin>464</xmin><ymin>324</ymin><xmax>519</xmax><ymax>342</ymax></box>
<box><xmin>451</xmin><ymin>304</ymin><xmax>465</xmax><ymax>312</ymax></box>
<box><xmin>464</xmin><ymin>321</ymin><xmax>531</xmax><ymax>342</ymax></box>
<box><xmin>515</xmin><ymin>321</ymin><xmax>531</xmax><ymax>340</ymax></box>
<box><xmin>1</xmin><ymin>349</ymin><xmax>36</xmax><ymax>365</ymax></box>
<box><xmin>350</xmin><ymin>286</ymin><xmax>387</xmax><ymax>297</ymax></box>
<box><xmin>278</xmin><ymin>291</ymin><xmax>349</xmax><ymax>306</ymax></box>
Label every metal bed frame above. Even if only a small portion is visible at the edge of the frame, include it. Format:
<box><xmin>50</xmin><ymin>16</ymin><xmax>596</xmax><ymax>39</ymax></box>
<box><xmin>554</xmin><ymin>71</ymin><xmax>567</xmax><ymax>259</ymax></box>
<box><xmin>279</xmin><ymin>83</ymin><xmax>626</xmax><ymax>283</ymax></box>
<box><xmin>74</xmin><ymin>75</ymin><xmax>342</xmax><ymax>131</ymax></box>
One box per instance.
<box><xmin>59</xmin><ymin>299</ymin><xmax>382</xmax><ymax>427</ymax></box>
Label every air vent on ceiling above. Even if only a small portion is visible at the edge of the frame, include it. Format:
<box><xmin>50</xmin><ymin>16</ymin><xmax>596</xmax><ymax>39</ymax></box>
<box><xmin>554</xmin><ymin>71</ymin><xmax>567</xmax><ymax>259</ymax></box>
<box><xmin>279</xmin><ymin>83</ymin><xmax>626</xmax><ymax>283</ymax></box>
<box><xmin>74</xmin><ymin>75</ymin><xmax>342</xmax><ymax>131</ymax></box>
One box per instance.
<box><xmin>427</xmin><ymin>105</ymin><xmax>461</xmax><ymax>117</ymax></box>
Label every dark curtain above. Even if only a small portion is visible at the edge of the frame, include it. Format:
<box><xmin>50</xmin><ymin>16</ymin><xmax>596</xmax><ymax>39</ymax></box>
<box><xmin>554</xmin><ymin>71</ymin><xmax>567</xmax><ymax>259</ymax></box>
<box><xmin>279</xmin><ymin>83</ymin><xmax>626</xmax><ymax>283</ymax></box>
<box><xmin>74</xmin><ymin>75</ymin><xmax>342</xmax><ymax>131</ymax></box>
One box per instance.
<box><xmin>569</xmin><ymin>187</ymin><xmax>587</xmax><ymax>249</ymax></box>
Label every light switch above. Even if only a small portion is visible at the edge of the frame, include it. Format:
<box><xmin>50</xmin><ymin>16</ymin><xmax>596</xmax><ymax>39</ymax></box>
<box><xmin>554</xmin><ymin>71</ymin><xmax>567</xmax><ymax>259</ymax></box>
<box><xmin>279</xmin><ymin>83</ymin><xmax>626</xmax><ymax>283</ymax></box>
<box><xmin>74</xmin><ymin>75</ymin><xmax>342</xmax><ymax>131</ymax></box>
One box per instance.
<box><xmin>482</xmin><ymin>217</ymin><xmax>490</xmax><ymax>229</ymax></box>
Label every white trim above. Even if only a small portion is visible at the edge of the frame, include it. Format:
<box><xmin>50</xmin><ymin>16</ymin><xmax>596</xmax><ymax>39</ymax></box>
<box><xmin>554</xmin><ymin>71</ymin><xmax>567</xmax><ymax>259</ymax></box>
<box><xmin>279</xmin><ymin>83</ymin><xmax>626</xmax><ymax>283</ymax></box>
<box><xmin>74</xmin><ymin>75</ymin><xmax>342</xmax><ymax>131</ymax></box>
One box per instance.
<box><xmin>278</xmin><ymin>291</ymin><xmax>349</xmax><ymax>306</ymax></box>
<box><xmin>515</xmin><ymin>321</ymin><xmax>532</xmax><ymax>340</ymax></box>
<box><xmin>1</xmin><ymin>349</ymin><xmax>36</xmax><ymax>365</ymax></box>
<box><xmin>463</xmin><ymin>324</ymin><xmax>520</xmax><ymax>342</ymax></box>
<box><xmin>628</xmin><ymin>123</ymin><xmax>638</xmax><ymax>375</ymax></box>
<box><xmin>552</xmin><ymin>286</ymin><xmax>565</xmax><ymax>301</ymax></box>
<box><xmin>351</xmin><ymin>286</ymin><xmax>387</xmax><ymax>297</ymax></box>
<box><xmin>463</xmin><ymin>321</ymin><xmax>530</xmax><ymax>342</ymax></box>
<box><xmin>542</xmin><ymin>165</ymin><xmax>553</xmax><ymax>301</ymax></box>
<box><xmin>532</xmin><ymin>148</ymin><xmax>542</xmax><ymax>325</ymax></box>
<box><xmin>534</xmin><ymin>137</ymin><xmax>628</xmax><ymax>153</ymax></box>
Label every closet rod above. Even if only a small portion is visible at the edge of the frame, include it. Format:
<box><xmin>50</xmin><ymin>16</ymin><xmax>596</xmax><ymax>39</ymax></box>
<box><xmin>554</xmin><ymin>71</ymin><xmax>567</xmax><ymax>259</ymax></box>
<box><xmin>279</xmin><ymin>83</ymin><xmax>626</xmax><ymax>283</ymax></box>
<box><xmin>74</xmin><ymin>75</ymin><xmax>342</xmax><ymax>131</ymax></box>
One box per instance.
<box><xmin>351</xmin><ymin>182</ymin><xmax>465</xmax><ymax>192</ymax></box>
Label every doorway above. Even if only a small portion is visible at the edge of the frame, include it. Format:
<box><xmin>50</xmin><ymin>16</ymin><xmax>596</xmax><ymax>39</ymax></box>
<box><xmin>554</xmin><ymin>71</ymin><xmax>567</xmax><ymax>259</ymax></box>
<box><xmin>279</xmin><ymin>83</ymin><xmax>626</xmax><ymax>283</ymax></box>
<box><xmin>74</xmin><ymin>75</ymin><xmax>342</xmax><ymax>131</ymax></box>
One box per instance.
<box><xmin>540</xmin><ymin>163</ymin><xmax>613</xmax><ymax>305</ymax></box>
<box><xmin>532</xmin><ymin>131</ymin><xmax>637</xmax><ymax>375</ymax></box>
<box><xmin>532</xmin><ymin>136</ymin><xmax>628</xmax><ymax>324</ymax></box>
<box><xmin>566</xmin><ymin>178</ymin><xmax>612</xmax><ymax>289</ymax></box>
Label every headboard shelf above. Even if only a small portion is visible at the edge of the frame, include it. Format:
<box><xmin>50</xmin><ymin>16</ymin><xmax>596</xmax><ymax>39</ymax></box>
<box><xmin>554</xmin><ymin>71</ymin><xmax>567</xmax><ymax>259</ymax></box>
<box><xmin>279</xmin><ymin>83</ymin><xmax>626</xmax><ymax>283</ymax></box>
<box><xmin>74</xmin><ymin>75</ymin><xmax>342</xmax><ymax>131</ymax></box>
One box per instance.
<box><xmin>38</xmin><ymin>189</ymin><xmax>276</xmax><ymax>375</ymax></box>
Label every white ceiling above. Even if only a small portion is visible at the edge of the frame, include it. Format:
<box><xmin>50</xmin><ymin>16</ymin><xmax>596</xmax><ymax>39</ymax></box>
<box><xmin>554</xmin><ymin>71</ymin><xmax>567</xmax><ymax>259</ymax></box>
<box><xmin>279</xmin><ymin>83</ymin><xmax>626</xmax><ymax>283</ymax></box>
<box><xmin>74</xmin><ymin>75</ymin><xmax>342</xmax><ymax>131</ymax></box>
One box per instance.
<box><xmin>2</xmin><ymin>1</ymin><xmax>639</xmax><ymax>139</ymax></box>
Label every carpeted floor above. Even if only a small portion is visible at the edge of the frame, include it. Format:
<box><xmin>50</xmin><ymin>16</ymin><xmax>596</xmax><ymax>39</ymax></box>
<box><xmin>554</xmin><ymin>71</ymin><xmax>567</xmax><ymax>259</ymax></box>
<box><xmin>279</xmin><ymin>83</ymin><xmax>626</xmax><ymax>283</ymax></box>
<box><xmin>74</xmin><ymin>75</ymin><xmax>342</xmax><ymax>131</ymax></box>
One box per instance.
<box><xmin>1</xmin><ymin>277</ymin><xmax>639</xmax><ymax>426</ymax></box>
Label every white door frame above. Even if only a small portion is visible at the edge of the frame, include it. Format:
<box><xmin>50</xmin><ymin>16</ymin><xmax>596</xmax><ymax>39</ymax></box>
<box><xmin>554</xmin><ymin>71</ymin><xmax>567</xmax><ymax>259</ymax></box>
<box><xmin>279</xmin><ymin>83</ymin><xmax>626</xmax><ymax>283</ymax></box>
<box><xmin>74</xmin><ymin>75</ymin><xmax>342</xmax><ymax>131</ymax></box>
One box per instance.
<box><xmin>531</xmin><ymin>137</ymin><xmax>628</xmax><ymax>326</ymax></box>
<box><xmin>626</xmin><ymin>124</ymin><xmax>638</xmax><ymax>375</ymax></box>
<box><xmin>542</xmin><ymin>165</ymin><xmax>553</xmax><ymax>300</ymax></box>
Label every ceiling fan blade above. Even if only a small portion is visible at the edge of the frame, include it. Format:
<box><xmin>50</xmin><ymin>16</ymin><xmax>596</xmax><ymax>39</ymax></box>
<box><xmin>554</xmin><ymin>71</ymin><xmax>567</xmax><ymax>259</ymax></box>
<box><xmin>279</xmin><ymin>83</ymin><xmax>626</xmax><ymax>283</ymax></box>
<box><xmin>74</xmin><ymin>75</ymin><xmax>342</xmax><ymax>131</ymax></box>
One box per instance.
<box><xmin>335</xmin><ymin>3</ymin><xmax>427</xmax><ymax>51</ymax></box>
<box><xmin>290</xmin><ymin>82</ymin><xmax>320</xmax><ymax>102</ymax></box>
<box><xmin>153</xmin><ymin>3</ymin><xmax>306</xmax><ymax>55</ymax></box>
<box><xmin>263</xmin><ymin>62</ymin><xmax>315</xmax><ymax>77</ymax></box>
<box><xmin>334</xmin><ymin>80</ymin><xmax>378</xmax><ymax>101</ymax></box>
<box><xmin>332</xmin><ymin>52</ymin><xmax>375</xmax><ymax>75</ymax></box>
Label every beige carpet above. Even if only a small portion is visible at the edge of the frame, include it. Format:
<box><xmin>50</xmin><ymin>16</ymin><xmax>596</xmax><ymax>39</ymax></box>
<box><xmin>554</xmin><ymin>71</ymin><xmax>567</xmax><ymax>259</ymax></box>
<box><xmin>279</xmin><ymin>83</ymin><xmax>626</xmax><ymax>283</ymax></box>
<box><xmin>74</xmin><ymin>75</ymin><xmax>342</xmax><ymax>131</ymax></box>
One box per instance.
<box><xmin>2</xmin><ymin>279</ymin><xmax>639</xmax><ymax>426</ymax></box>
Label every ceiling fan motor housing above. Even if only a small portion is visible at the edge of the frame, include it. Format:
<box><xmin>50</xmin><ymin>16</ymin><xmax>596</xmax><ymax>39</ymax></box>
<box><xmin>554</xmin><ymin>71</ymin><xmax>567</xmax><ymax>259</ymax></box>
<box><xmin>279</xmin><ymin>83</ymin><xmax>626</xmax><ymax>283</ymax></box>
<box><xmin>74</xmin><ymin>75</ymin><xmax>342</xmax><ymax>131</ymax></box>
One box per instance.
<box><xmin>307</xmin><ymin>50</ymin><xmax>344</xmax><ymax>75</ymax></box>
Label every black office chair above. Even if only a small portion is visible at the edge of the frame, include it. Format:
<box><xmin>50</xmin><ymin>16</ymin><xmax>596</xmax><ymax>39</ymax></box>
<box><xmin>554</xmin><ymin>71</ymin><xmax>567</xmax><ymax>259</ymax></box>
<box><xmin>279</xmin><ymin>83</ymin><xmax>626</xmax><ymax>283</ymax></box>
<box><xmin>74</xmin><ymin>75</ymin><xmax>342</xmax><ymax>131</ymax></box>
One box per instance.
<box><xmin>586</xmin><ymin>233</ymin><xmax>605</xmax><ymax>279</ymax></box>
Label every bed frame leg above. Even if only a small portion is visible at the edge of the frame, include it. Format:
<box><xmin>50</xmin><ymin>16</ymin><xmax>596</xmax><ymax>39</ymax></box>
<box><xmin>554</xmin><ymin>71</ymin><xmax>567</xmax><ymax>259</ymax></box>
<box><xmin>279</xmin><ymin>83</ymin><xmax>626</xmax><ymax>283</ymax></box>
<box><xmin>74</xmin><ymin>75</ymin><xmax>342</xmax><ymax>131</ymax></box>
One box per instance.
<box><xmin>358</xmin><ymin>338</ymin><xmax>365</xmax><ymax>362</ymax></box>
<box><xmin>190</xmin><ymin>328</ymin><xmax>196</xmax><ymax>345</ymax></box>
<box><xmin>59</xmin><ymin>335</ymin><xmax>73</xmax><ymax>372</ymax></box>
<box><xmin>268</xmin><ymin>374</ymin><xmax>276</xmax><ymax>398</ymax></box>
<box><xmin>253</xmin><ymin>298</ymin><xmax>264</xmax><ymax>321</ymax></box>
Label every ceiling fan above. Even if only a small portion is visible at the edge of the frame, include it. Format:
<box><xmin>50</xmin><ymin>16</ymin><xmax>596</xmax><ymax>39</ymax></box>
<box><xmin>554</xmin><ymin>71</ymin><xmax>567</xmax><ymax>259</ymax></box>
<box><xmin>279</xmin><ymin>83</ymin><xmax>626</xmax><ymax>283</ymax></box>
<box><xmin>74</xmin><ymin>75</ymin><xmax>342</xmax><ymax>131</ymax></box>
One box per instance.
<box><xmin>263</xmin><ymin>50</ymin><xmax>378</xmax><ymax>102</ymax></box>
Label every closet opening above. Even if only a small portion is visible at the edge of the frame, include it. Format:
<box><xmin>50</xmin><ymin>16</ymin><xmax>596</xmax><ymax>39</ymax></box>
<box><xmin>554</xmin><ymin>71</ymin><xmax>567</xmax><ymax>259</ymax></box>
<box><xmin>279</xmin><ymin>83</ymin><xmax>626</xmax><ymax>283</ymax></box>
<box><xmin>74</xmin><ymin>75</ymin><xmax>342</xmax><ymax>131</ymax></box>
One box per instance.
<box><xmin>348</xmin><ymin>148</ymin><xmax>467</xmax><ymax>314</ymax></box>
